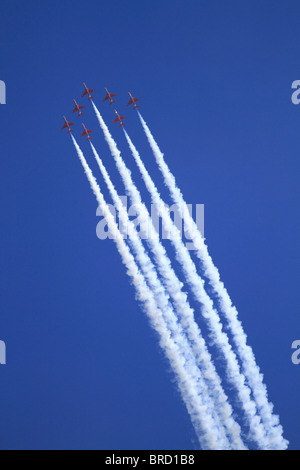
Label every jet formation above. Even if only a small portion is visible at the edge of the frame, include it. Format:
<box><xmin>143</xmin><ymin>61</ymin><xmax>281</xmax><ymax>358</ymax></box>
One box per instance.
<box><xmin>62</xmin><ymin>83</ymin><xmax>140</xmax><ymax>139</ymax></box>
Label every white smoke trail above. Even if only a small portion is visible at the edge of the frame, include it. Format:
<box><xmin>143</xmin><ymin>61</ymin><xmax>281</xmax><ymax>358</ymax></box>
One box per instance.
<box><xmin>91</xmin><ymin>102</ymin><xmax>244</xmax><ymax>449</ymax></box>
<box><xmin>71</xmin><ymin>134</ymin><xmax>225</xmax><ymax>450</ymax></box>
<box><xmin>137</xmin><ymin>113</ymin><xmax>288</xmax><ymax>450</ymax></box>
<box><xmin>90</xmin><ymin>142</ymin><xmax>236</xmax><ymax>449</ymax></box>
<box><xmin>123</xmin><ymin>129</ymin><xmax>269</xmax><ymax>448</ymax></box>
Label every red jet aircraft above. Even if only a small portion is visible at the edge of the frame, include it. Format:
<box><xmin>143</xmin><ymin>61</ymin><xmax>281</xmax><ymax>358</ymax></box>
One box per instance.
<box><xmin>103</xmin><ymin>88</ymin><xmax>117</xmax><ymax>105</ymax></box>
<box><xmin>113</xmin><ymin>110</ymin><xmax>126</xmax><ymax>127</ymax></box>
<box><xmin>61</xmin><ymin>116</ymin><xmax>74</xmax><ymax>133</ymax></box>
<box><xmin>82</xmin><ymin>83</ymin><xmax>95</xmax><ymax>100</ymax></box>
<box><xmin>127</xmin><ymin>92</ymin><xmax>140</xmax><ymax>109</ymax></box>
<box><xmin>72</xmin><ymin>99</ymin><xmax>85</xmax><ymax>116</ymax></box>
<box><xmin>80</xmin><ymin>124</ymin><xmax>94</xmax><ymax>141</ymax></box>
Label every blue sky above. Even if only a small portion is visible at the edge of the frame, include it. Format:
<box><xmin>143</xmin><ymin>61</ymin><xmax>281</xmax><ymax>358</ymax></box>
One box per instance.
<box><xmin>0</xmin><ymin>0</ymin><xmax>299</xmax><ymax>449</ymax></box>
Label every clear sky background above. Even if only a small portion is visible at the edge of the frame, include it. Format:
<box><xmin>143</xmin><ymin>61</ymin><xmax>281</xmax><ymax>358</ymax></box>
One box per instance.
<box><xmin>0</xmin><ymin>0</ymin><xmax>299</xmax><ymax>450</ymax></box>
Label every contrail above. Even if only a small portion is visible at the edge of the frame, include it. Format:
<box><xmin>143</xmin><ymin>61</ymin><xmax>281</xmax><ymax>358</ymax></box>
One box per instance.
<box><xmin>91</xmin><ymin>102</ymin><xmax>244</xmax><ymax>449</ymax></box>
<box><xmin>123</xmin><ymin>129</ymin><xmax>269</xmax><ymax>448</ymax></box>
<box><xmin>71</xmin><ymin>134</ymin><xmax>226</xmax><ymax>450</ymax></box>
<box><xmin>90</xmin><ymin>141</ymin><xmax>236</xmax><ymax>449</ymax></box>
<box><xmin>137</xmin><ymin>112</ymin><xmax>288</xmax><ymax>450</ymax></box>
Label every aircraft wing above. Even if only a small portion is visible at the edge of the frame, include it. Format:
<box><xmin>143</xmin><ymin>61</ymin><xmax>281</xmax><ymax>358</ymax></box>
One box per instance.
<box><xmin>80</xmin><ymin>131</ymin><xmax>86</xmax><ymax>137</ymax></box>
<box><xmin>103</xmin><ymin>95</ymin><xmax>109</xmax><ymax>101</ymax></box>
<box><xmin>113</xmin><ymin>117</ymin><xmax>119</xmax><ymax>124</ymax></box>
<box><xmin>61</xmin><ymin>123</ymin><xmax>67</xmax><ymax>129</ymax></box>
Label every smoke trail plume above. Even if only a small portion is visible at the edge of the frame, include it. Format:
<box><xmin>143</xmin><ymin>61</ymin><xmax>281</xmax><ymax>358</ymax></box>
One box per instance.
<box><xmin>123</xmin><ymin>129</ymin><xmax>269</xmax><ymax>448</ymax></box>
<box><xmin>137</xmin><ymin>112</ymin><xmax>288</xmax><ymax>450</ymax></box>
<box><xmin>90</xmin><ymin>141</ymin><xmax>237</xmax><ymax>449</ymax></box>
<box><xmin>71</xmin><ymin>134</ymin><xmax>226</xmax><ymax>450</ymax></box>
<box><xmin>91</xmin><ymin>102</ymin><xmax>244</xmax><ymax>449</ymax></box>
